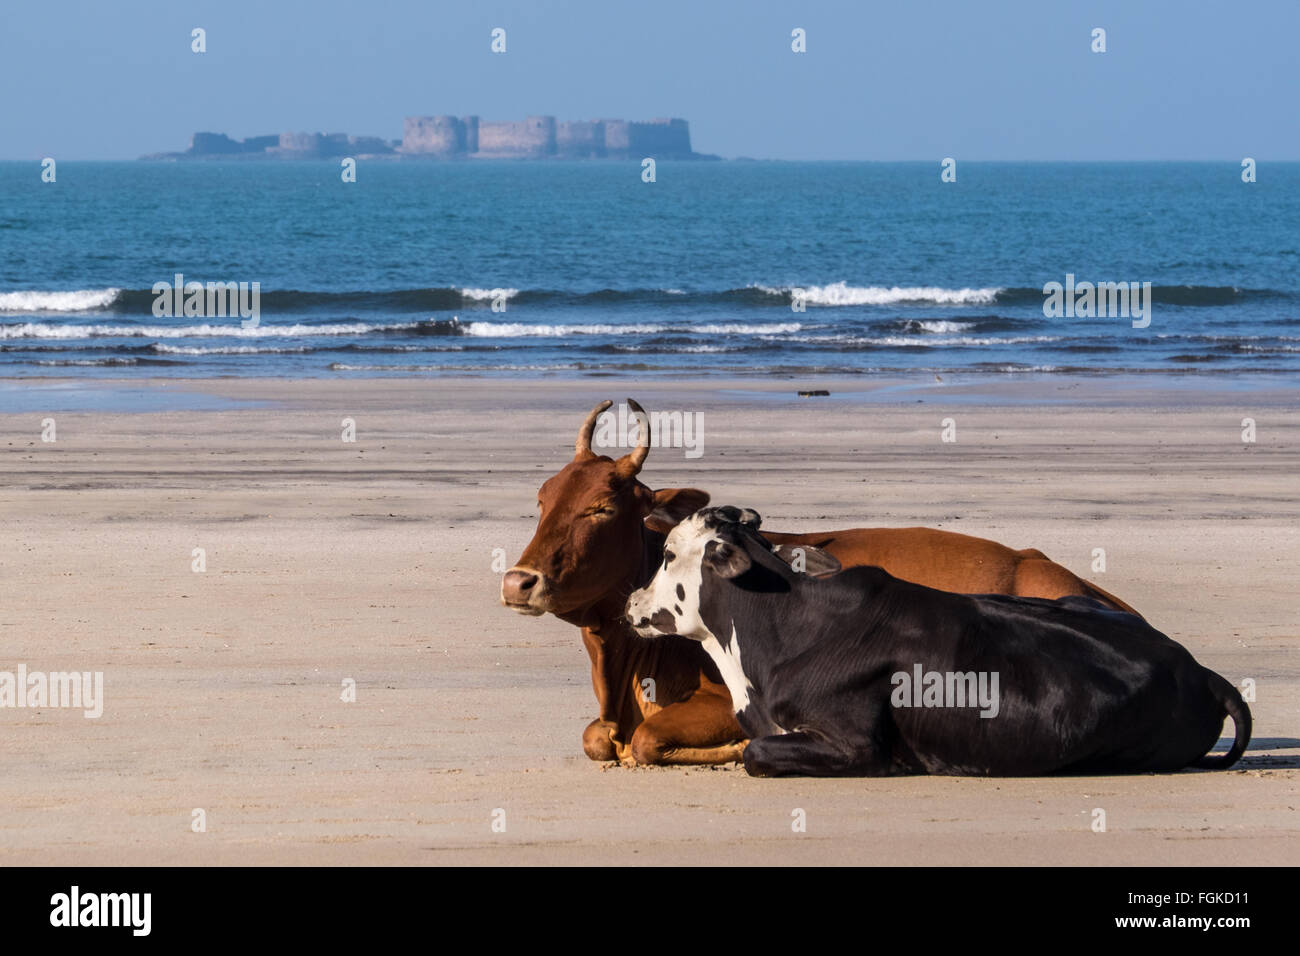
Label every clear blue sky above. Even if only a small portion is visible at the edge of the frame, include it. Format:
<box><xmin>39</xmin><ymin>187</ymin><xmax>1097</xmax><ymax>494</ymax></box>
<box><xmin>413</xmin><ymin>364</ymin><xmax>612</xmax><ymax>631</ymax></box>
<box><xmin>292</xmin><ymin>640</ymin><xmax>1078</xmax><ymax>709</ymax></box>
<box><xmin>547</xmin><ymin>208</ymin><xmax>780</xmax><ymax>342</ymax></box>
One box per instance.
<box><xmin>2</xmin><ymin>0</ymin><xmax>1296</xmax><ymax>160</ymax></box>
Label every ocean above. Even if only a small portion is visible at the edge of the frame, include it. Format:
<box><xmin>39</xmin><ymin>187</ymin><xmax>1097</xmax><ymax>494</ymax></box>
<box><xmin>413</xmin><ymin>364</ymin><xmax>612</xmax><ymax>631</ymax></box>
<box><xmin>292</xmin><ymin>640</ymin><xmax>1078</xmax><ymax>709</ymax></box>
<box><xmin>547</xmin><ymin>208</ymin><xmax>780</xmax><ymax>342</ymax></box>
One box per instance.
<box><xmin>2</xmin><ymin>161</ymin><xmax>1298</xmax><ymax>379</ymax></box>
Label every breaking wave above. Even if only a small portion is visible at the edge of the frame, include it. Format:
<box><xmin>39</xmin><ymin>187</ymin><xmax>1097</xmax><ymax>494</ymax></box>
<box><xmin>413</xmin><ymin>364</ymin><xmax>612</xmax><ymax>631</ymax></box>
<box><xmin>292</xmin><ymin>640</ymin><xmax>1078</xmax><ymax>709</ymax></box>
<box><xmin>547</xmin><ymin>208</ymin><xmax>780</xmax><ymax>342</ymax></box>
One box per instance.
<box><xmin>753</xmin><ymin>283</ymin><xmax>1002</xmax><ymax>306</ymax></box>
<box><xmin>0</xmin><ymin>289</ymin><xmax>123</xmax><ymax>312</ymax></box>
<box><xmin>0</xmin><ymin>283</ymin><xmax>1287</xmax><ymax>317</ymax></box>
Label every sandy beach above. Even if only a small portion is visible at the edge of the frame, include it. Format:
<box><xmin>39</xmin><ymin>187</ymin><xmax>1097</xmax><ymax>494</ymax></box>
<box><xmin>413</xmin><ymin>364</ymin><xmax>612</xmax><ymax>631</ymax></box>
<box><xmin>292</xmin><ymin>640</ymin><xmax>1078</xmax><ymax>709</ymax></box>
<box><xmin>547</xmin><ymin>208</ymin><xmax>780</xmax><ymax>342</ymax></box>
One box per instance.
<box><xmin>1</xmin><ymin>375</ymin><xmax>1297</xmax><ymax>865</ymax></box>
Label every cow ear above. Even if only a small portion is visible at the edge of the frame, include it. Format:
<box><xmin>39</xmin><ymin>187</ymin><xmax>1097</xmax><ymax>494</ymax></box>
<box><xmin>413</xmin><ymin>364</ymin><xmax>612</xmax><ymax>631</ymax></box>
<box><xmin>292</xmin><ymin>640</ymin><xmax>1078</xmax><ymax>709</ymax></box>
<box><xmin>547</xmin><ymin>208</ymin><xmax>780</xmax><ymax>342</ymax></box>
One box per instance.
<box><xmin>706</xmin><ymin>539</ymin><xmax>752</xmax><ymax>579</ymax></box>
<box><xmin>771</xmin><ymin>544</ymin><xmax>841</xmax><ymax>579</ymax></box>
<box><xmin>644</xmin><ymin>488</ymin><xmax>710</xmax><ymax>534</ymax></box>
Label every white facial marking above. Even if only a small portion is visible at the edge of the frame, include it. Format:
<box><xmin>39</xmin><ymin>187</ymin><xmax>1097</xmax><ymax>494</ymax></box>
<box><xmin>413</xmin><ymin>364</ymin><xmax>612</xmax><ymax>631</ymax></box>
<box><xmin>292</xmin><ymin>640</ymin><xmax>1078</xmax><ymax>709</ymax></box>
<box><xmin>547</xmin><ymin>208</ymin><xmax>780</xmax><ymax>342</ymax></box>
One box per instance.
<box><xmin>626</xmin><ymin>513</ymin><xmax>719</xmax><ymax>640</ymax></box>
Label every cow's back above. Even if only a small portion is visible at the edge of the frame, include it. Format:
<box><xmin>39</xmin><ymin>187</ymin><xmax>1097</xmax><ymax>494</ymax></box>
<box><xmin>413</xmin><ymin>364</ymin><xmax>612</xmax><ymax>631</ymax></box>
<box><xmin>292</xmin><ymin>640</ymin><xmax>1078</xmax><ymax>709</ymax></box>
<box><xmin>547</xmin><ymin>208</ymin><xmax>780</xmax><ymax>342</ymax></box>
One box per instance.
<box><xmin>765</xmin><ymin>526</ymin><xmax>1029</xmax><ymax>592</ymax></box>
<box><xmin>762</xmin><ymin>526</ymin><xmax>1138</xmax><ymax>615</ymax></box>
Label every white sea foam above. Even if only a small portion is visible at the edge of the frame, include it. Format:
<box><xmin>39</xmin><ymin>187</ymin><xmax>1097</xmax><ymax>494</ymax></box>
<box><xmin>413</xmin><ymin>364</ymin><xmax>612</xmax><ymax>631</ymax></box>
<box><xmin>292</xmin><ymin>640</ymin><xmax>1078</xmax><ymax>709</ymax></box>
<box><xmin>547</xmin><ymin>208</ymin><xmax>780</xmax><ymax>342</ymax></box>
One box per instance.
<box><xmin>149</xmin><ymin>344</ymin><xmax>312</xmax><ymax>355</ymax></box>
<box><xmin>328</xmin><ymin>362</ymin><xmax>582</xmax><ymax>372</ymax></box>
<box><xmin>147</xmin><ymin>343</ymin><xmax>466</xmax><ymax>355</ymax></box>
<box><xmin>613</xmin><ymin>344</ymin><xmax>740</xmax><ymax>353</ymax></box>
<box><xmin>463</xmin><ymin>322</ymin><xmax>662</xmax><ymax>337</ymax></box>
<box><xmin>0</xmin><ymin>321</ymin><xmax>409</xmax><ymax>339</ymax></box>
<box><xmin>791</xmin><ymin>333</ymin><xmax>1059</xmax><ymax>347</ymax></box>
<box><xmin>459</xmin><ymin>287</ymin><xmax>519</xmax><ymax>301</ymax></box>
<box><xmin>974</xmin><ymin>365</ymin><xmax>1063</xmax><ymax>373</ymax></box>
<box><xmin>36</xmin><ymin>358</ymin><xmax>138</xmax><ymax>366</ymax></box>
<box><xmin>0</xmin><ymin>289</ymin><xmax>123</xmax><ymax>312</ymax></box>
<box><xmin>756</xmin><ymin>282</ymin><xmax>1001</xmax><ymax>306</ymax></box>
<box><xmin>904</xmin><ymin>320</ymin><xmax>976</xmax><ymax>333</ymax></box>
<box><xmin>462</xmin><ymin>321</ymin><xmax>803</xmax><ymax>337</ymax></box>
<box><xmin>2</xmin><ymin>317</ymin><xmax>805</xmax><ymax>341</ymax></box>
<box><xmin>692</xmin><ymin>322</ymin><xmax>803</xmax><ymax>335</ymax></box>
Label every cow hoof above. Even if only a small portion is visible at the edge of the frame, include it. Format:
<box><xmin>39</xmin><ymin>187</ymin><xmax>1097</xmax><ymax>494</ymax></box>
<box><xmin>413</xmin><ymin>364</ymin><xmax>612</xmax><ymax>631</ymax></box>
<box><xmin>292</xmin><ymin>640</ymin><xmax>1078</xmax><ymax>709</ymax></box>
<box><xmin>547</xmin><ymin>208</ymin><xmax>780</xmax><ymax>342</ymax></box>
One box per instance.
<box><xmin>582</xmin><ymin>720</ymin><xmax>620</xmax><ymax>762</ymax></box>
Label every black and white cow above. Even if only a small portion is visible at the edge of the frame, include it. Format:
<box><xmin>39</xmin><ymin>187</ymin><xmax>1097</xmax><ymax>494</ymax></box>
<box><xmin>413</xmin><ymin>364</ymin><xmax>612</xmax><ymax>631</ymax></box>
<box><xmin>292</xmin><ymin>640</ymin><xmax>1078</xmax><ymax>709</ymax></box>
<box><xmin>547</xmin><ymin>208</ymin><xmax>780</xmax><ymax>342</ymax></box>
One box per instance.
<box><xmin>625</xmin><ymin>506</ymin><xmax>1251</xmax><ymax>777</ymax></box>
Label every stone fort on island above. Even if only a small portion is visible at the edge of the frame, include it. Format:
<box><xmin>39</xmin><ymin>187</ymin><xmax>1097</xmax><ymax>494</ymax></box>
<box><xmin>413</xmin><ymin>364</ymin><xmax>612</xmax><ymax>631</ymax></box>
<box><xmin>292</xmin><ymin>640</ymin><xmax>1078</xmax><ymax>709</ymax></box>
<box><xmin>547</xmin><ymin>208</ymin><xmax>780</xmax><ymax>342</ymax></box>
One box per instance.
<box><xmin>399</xmin><ymin>116</ymin><xmax>696</xmax><ymax>159</ymax></box>
<box><xmin>154</xmin><ymin>116</ymin><xmax>706</xmax><ymax>160</ymax></box>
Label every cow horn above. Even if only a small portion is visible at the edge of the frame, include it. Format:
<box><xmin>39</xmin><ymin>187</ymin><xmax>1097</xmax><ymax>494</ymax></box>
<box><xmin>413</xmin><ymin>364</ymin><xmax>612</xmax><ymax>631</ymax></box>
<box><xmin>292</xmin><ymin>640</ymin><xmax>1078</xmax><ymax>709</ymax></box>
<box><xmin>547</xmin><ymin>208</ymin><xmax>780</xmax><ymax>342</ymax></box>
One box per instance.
<box><xmin>616</xmin><ymin>397</ymin><xmax>651</xmax><ymax>477</ymax></box>
<box><xmin>575</xmin><ymin>400</ymin><xmax>613</xmax><ymax>459</ymax></box>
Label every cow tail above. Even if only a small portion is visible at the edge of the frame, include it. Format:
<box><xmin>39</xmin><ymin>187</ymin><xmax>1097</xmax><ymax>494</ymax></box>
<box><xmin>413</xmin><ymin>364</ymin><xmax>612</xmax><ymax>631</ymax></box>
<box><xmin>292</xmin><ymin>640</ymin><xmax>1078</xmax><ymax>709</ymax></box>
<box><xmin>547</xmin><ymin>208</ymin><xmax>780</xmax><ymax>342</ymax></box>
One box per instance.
<box><xmin>1194</xmin><ymin>672</ymin><xmax>1252</xmax><ymax>770</ymax></box>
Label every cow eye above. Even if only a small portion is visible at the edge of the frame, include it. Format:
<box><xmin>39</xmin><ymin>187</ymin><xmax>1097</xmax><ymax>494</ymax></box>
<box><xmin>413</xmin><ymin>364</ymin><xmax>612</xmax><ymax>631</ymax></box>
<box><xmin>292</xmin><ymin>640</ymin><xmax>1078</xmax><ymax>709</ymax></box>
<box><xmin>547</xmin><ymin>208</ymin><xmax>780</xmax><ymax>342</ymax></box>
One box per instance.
<box><xmin>663</xmin><ymin>550</ymin><xmax>675</xmax><ymax>565</ymax></box>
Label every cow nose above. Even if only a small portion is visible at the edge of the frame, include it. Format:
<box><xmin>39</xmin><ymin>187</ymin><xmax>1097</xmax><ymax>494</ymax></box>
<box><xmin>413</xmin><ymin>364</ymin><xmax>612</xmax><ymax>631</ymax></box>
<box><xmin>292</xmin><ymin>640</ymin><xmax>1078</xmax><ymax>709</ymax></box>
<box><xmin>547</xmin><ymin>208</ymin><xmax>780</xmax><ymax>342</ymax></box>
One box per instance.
<box><xmin>502</xmin><ymin>568</ymin><xmax>539</xmax><ymax>604</ymax></box>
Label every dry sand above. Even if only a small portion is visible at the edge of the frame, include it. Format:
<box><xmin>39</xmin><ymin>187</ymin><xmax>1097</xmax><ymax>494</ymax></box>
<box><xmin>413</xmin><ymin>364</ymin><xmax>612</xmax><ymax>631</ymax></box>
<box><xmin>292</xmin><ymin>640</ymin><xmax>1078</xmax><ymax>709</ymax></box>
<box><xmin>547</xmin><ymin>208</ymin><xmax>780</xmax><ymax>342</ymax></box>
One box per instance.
<box><xmin>1</xmin><ymin>376</ymin><xmax>1297</xmax><ymax>865</ymax></box>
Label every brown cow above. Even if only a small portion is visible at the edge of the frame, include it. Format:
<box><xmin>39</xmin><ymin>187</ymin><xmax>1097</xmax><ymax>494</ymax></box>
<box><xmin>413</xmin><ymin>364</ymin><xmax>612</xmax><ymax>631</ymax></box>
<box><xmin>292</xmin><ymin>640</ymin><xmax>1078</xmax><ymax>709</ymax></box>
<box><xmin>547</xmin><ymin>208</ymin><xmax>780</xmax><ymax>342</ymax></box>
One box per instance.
<box><xmin>501</xmin><ymin>399</ymin><xmax>1141</xmax><ymax>766</ymax></box>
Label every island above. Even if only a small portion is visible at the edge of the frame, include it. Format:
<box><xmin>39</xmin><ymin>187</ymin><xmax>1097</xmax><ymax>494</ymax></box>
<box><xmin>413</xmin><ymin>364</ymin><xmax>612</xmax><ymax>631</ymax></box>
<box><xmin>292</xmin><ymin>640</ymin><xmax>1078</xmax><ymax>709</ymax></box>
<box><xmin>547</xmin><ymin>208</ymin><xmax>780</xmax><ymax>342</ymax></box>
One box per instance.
<box><xmin>141</xmin><ymin>116</ymin><xmax>714</xmax><ymax>160</ymax></box>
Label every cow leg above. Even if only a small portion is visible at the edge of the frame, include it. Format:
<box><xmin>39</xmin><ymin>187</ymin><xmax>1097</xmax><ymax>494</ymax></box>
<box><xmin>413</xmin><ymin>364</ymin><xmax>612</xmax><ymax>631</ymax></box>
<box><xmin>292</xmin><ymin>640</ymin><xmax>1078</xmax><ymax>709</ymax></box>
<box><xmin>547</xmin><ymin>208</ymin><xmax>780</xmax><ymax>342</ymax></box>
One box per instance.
<box><xmin>628</xmin><ymin>694</ymin><xmax>746</xmax><ymax>766</ymax></box>
<box><xmin>743</xmin><ymin>731</ymin><xmax>886</xmax><ymax>777</ymax></box>
<box><xmin>582</xmin><ymin>718</ymin><xmax>621</xmax><ymax>762</ymax></box>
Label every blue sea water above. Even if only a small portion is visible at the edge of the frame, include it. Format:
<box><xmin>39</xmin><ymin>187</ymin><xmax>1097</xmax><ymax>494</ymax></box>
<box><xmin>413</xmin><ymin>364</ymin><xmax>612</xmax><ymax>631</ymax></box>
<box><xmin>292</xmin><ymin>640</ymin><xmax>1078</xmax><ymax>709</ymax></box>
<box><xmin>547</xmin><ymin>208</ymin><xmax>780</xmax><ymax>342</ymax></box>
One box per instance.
<box><xmin>1</xmin><ymin>161</ymin><xmax>1298</xmax><ymax>379</ymax></box>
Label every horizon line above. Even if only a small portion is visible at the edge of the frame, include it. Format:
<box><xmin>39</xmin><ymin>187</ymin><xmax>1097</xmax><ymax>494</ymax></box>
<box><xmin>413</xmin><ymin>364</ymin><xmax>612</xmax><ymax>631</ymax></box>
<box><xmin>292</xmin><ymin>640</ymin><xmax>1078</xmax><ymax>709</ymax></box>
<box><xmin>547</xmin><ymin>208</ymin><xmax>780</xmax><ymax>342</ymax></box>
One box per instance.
<box><xmin>3</xmin><ymin>157</ymin><xmax>1298</xmax><ymax>164</ymax></box>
